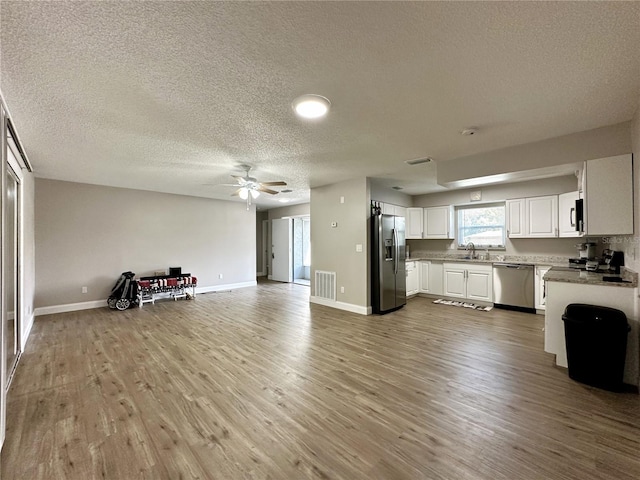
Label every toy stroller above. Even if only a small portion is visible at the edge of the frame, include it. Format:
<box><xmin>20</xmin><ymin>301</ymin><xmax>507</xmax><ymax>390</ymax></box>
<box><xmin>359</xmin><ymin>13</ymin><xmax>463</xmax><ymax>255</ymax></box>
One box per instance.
<box><xmin>107</xmin><ymin>271</ymin><xmax>138</xmax><ymax>310</ymax></box>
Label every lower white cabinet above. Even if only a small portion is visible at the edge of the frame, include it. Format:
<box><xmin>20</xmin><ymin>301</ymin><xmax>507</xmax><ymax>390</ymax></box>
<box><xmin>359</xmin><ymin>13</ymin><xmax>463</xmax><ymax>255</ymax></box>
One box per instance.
<box><xmin>535</xmin><ymin>265</ymin><xmax>551</xmax><ymax>310</ymax></box>
<box><xmin>443</xmin><ymin>263</ymin><xmax>493</xmax><ymax>302</ymax></box>
<box><xmin>418</xmin><ymin>260</ymin><xmax>443</xmax><ymax>295</ymax></box>
<box><xmin>406</xmin><ymin>261</ymin><xmax>419</xmax><ymax>296</ymax></box>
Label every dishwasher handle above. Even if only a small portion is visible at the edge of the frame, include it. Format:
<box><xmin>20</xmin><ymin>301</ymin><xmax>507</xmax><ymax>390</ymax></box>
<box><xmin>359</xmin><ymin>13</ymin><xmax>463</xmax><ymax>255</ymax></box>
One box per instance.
<box><xmin>493</xmin><ymin>263</ymin><xmax>534</xmax><ymax>270</ymax></box>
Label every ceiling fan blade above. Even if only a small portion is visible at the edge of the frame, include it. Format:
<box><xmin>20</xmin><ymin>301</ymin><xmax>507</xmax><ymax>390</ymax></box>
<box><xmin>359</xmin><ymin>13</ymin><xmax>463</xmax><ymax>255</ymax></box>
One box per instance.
<box><xmin>260</xmin><ymin>181</ymin><xmax>287</xmax><ymax>186</ymax></box>
<box><xmin>257</xmin><ymin>186</ymin><xmax>279</xmax><ymax>195</ymax></box>
<box><xmin>218</xmin><ymin>183</ymin><xmax>242</xmax><ymax>187</ymax></box>
<box><xmin>231</xmin><ymin>188</ymin><xmax>243</xmax><ymax>197</ymax></box>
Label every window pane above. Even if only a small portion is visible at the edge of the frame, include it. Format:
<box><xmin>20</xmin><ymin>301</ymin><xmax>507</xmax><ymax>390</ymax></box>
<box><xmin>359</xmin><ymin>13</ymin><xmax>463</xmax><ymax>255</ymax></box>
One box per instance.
<box><xmin>456</xmin><ymin>204</ymin><xmax>506</xmax><ymax>247</ymax></box>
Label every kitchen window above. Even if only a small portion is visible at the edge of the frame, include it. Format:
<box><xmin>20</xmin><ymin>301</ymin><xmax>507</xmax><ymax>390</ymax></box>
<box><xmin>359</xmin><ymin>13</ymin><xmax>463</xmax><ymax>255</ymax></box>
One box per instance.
<box><xmin>456</xmin><ymin>202</ymin><xmax>506</xmax><ymax>248</ymax></box>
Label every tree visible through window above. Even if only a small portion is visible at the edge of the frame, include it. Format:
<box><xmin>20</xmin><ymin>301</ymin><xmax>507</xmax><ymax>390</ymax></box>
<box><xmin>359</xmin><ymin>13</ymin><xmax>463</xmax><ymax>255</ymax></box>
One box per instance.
<box><xmin>456</xmin><ymin>203</ymin><xmax>506</xmax><ymax>248</ymax></box>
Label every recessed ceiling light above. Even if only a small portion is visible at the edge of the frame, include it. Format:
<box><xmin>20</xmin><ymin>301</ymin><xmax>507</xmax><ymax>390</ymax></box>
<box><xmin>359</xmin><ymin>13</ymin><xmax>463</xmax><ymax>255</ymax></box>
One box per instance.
<box><xmin>279</xmin><ymin>198</ymin><xmax>292</xmax><ymax>203</ymax></box>
<box><xmin>405</xmin><ymin>157</ymin><xmax>433</xmax><ymax>166</ymax></box>
<box><xmin>460</xmin><ymin>127</ymin><xmax>478</xmax><ymax>136</ymax></box>
<box><xmin>292</xmin><ymin>94</ymin><xmax>331</xmax><ymax>119</ymax></box>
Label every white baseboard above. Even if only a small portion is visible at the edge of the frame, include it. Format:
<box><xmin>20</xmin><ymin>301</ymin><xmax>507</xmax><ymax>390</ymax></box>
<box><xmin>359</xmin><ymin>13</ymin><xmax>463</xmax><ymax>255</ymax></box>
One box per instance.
<box><xmin>34</xmin><ymin>281</ymin><xmax>258</xmax><ymax>317</ymax></box>
<box><xmin>310</xmin><ymin>296</ymin><xmax>372</xmax><ymax>315</ymax></box>
<box><xmin>197</xmin><ymin>281</ymin><xmax>257</xmax><ymax>294</ymax></box>
<box><xmin>35</xmin><ymin>299</ymin><xmax>107</xmax><ymax>317</ymax></box>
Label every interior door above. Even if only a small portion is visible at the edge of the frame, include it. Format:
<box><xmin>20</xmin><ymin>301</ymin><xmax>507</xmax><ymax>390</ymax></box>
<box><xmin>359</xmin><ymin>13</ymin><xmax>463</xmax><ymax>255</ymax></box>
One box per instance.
<box><xmin>271</xmin><ymin>218</ymin><xmax>292</xmax><ymax>283</ymax></box>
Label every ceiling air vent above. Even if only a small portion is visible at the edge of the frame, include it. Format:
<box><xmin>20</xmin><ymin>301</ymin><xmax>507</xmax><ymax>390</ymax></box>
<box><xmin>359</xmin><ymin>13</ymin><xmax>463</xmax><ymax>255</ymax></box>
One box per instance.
<box><xmin>392</xmin><ymin>186</ymin><xmax>403</xmax><ymax>191</ymax></box>
<box><xmin>405</xmin><ymin>157</ymin><xmax>433</xmax><ymax>166</ymax></box>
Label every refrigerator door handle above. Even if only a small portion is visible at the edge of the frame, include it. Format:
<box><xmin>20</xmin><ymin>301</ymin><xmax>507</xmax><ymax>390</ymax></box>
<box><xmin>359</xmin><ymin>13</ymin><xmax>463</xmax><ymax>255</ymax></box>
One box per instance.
<box><xmin>391</xmin><ymin>228</ymin><xmax>398</xmax><ymax>275</ymax></box>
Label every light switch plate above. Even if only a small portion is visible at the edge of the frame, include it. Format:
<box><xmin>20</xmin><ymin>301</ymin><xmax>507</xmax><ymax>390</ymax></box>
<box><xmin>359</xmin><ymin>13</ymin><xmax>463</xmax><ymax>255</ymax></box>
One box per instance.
<box><xmin>356</xmin><ymin>244</ymin><xmax>363</xmax><ymax>252</ymax></box>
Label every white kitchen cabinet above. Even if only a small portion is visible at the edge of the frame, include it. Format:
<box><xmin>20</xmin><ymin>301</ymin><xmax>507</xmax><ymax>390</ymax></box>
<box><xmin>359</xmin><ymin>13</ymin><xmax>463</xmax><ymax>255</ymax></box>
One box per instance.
<box><xmin>406</xmin><ymin>261</ymin><xmax>419</xmax><ymax>296</ymax></box>
<box><xmin>395</xmin><ymin>205</ymin><xmax>407</xmax><ymax>219</ymax></box>
<box><xmin>406</xmin><ymin>207</ymin><xmax>424</xmax><ymax>239</ymax></box>
<box><xmin>534</xmin><ymin>265</ymin><xmax>551</xmax><ymax>311</ymax></box>
<box><xmin>381</xmin><ymin>202</ymin><xmax>394</xmax><ymax>215</ymax></box>
<box><xmin>419</xmin><ymin>260</ymin><xmax>443</xmax><ymax>295</ymax></box>
<box><xmin>443</xmin><ymin>263</ymin><xmax>492</xmax><ymax>302</ymax></box>
<box><xmin>443</xmin><ymin>265</ymin><xmax>466</xmax><ymax>298</ymax></box>
<box><xmin>526</xmin><ymin>195</ymin><xmax>558</xmax><ymax>238</ymax></box>
<box><xmin>423</xmin><ymin>206</ymin><xmax>454</xmax><ymax>239</ymax></box>
<box><xmin>506</xmin><ymin>199</ymin><xmax>525</xmax><ymax>238</ymax></box>
<box><xmin>584</xmin><ymin>154</ymin><xmax>633</xmax><ymax>235</ymax></box>
<box><xmin>466</xmin><ymin>265</ymin><xmax>493</xmax><ymax>302</ymax></box>
<box><xmin>507</xmin><ymin>196</ymin><xmax>558</xmax><ymax>238</ymax></box>
<box><xmin>558</xmin><ymin>191</ymin><xmax>581</xmax><ymax>238</ymax></box>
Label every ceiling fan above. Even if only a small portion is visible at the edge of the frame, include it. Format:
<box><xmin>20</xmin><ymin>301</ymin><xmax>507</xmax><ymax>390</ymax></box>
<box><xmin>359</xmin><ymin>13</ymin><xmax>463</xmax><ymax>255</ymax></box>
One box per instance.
<box><xmin>221</xmin><ymin>165</ymin><xmax>287</xmax><ymax>209</ymax></box>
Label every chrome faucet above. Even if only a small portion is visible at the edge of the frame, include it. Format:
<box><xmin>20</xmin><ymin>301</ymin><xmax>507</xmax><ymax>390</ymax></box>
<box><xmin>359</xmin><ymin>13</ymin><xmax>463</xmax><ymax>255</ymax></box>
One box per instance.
<box><xmin>465</xmin><ymin>242</ymin><xmax>476</xmax><ymax>259</ymax></box>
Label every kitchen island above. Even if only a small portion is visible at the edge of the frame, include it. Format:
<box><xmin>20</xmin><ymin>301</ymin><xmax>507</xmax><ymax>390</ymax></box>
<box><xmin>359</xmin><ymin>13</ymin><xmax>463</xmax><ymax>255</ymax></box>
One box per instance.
<box><xmin>544</xmin><ymin>267</ymin><xmax>639</xmax><ymax>387</ymax></box>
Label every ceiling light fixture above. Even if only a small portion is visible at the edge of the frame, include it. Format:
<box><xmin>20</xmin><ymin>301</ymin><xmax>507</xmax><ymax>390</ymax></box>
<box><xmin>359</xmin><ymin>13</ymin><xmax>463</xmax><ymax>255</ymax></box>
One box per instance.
<box><xmin>292</xmin><ymin>94</ymin><xmax>331</xmax><ymax>119</ymax></box>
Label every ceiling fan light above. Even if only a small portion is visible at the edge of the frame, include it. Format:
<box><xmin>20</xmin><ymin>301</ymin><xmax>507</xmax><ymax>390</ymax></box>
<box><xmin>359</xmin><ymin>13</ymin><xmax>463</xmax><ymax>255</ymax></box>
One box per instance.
<box><xmin>250</xmin><ymin>189</ymin><xmax>260</xmax><ymax>199</ymax></box>
<box><xmin>238</xmin><ymin>188</ymin><xmax>249</xmax><ymax>200</ymax></box>
<box><xmin>293</xmin><ymin>94</ymin><xmax>331</xmax><ymax>119</ymax></box>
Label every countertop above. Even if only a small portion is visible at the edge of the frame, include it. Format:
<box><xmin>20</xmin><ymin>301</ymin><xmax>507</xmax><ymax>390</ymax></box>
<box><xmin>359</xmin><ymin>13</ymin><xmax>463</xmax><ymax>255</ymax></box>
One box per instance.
<box><xmin>543</xmin><ymin>266</ymin><xmax>638</xmax><ymax>288</ymax></box>
<box><xmin>405</xmin><ymin>255</ymin><xmax>567</xmax><ymax>267</ymax></box>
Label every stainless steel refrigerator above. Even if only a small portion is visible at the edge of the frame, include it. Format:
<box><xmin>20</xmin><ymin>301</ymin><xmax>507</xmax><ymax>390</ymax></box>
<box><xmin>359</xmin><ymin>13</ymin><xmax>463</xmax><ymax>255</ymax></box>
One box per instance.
<box><xmin>372</xmin><ymin>213</ymin><xmax>406</xmax><ymax>314</ymax></box>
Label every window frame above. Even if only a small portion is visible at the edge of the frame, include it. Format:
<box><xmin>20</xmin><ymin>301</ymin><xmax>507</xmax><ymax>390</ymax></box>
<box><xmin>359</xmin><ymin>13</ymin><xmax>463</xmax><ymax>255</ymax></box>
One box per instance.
<box><xmin>455</xmin><ymin>201</ymin><xmax>507</xmax><ymax>250</ymax></box>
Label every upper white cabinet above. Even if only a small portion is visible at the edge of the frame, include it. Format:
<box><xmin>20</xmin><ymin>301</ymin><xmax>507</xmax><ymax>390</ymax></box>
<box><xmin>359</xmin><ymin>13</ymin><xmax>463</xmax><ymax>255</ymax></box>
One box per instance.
<box><xmin>423</xmin><ymin>206</ymin><xmax>454</xmax><ymax>239</ymax></box>
<box><xmin>406</xmin><ymin>208</ymin><xmax>424</xmax><ymax>239</ymax></box>
<box><xmin>526</xmin><ymin>195</ymin><xmax>558</xmax><ymax>238</ymax></box>
<box><xmin>584</xmin><ymin>154</ymin><xmax>633</xmax><ymax>235</ymax></box>
<box><xmin>558</xmin><ymin>191</ymin><xmax>581</xmax><ymax>238</ymax></box>
<box><xmin>506</xmin><ymin>199</ymin><xmax>525</xmax><ymax>238</ymax></box>
<box><xmin>507</xmin><ymin>195</ymin><xmax>558</xmax><ymax>238</ymax></box>
<box><xmin>381</xmin><ymin>202</ymin><xmax>395</xmax><ymax>215</ymax></box>
<box><xmin>379</xmin><ymin>202</ymin><xmax>407</xmax><ymax>218</ymax></box>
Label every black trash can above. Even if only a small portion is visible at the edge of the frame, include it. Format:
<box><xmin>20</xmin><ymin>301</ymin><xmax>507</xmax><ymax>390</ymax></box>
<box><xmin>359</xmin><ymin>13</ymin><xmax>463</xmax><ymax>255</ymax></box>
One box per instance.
<box><xmin>562</xmin><ymin>304</ymin><xmax>630</xmax><ymax>391</ymax></box>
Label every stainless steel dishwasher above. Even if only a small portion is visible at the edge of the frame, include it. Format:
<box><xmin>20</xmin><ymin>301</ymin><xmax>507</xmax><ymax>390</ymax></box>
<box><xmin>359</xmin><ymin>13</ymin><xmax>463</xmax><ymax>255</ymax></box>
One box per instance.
<box><xmin>492</xmin><ymin>263</ymin><xmax>535</xmax><ymax>312</ymax></box>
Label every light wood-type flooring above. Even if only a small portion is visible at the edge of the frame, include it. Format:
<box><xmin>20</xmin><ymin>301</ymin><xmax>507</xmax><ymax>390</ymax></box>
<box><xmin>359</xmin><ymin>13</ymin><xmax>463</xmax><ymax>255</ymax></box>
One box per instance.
<box><xmin>2</xmin><ymin>280</ymin><xmax>640</xmax><ymax>479</ymax></box>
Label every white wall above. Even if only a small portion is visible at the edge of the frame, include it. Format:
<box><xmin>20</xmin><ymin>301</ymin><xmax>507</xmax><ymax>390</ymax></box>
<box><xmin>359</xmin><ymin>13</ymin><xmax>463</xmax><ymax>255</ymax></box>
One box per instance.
<box><xmin>20</xmin><ymin>171</ymin><xmax>35</xmax><ymax>347</ymax></box>
<box><xmin>311</xmin><ymin>178</ymin><xmax>370</xmax><ymax>313</ymax></box>
<box><xmin>437</xmin><ymin>122</ymin><xmax>631</xmax><ymax>185</ymax></box>
<box><xmin>370</xmin><ymin>180</ymin><xmax>412</xmax><ymax>207</ymax></box>
<box><xmin>267</xmin><ymin>203</ymin><xmax>310</xmax><ymax>220</ymax></box>
<box><xmin>35</xmin><ymin>179</ymin><xmax>256</xmax><ymax>309</ymax></box>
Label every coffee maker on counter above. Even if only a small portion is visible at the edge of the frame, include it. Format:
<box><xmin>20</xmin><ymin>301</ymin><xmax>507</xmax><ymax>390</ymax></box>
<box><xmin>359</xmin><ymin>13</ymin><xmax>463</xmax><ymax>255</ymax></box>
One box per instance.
<box><xmin>569</xmin><ymin>242</ymin><xmax>597</xmax><ymax>269</ymax></box>
<box><xmin>602</xmin><ymin>249</ymin><xmax>625</xmax><ymax>274</ymax></box>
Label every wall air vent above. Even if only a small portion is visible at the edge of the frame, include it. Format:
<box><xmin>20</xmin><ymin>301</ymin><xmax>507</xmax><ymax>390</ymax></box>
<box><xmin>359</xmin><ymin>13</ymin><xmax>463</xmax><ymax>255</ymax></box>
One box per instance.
<box><xmin>315</xmin><ymin>271</ymin><xmax>336</xmax><ymax>301</ymax></box>
<box><xmin>405</xmin><ymin>157</ymin><xmax>433</xmax><ymax>166</ymax></box>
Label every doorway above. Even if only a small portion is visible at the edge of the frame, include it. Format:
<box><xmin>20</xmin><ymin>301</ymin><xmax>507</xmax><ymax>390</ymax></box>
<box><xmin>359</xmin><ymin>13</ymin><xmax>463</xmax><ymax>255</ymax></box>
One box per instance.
<box><xmin>4</xmin><ymin>143</ymin><xmax>22</xmax><ymax>388</ymax></box>
<box><xmin>292</xmin><ymin>216</ymin><xmax>310</xmax><ymax>286</ymax></box>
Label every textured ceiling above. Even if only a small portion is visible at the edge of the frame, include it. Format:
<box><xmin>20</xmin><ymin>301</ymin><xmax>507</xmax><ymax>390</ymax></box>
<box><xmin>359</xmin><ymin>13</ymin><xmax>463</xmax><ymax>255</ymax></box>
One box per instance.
<box><xmin>1</xmin><ymin>1</ymin><xmax>639</xmax><ymax>207</ymax></box>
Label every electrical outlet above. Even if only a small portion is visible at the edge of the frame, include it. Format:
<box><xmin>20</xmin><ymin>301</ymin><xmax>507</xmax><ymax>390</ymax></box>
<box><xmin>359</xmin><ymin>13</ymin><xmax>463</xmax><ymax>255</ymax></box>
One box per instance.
<box><xmin>218</xmin><ymin>274</ymin><xmax>223</xmax><ymax>279</ymax></box>
<box><xmin>81</xmin><ymin>286</ymin><xmax>88</xmax><ymax>294</ymax></box>
<box><xmin>340</xmin><ymin>286</ymin><xmax>345</xmax><ymax>294</ymax></box>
